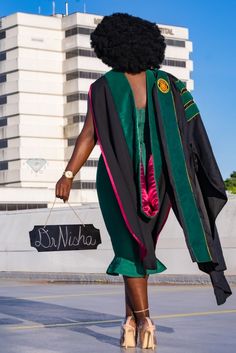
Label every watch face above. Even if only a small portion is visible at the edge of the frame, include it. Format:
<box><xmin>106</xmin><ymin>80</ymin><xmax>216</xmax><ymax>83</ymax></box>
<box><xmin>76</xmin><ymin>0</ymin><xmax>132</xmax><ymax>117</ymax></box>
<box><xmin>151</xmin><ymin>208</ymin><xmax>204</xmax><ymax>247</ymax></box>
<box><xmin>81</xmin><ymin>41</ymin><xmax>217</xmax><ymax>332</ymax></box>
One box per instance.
<box><xmin>65</xmin><ymin>171</ymin><xmax>73</xmax><ymax>178</ymax></box>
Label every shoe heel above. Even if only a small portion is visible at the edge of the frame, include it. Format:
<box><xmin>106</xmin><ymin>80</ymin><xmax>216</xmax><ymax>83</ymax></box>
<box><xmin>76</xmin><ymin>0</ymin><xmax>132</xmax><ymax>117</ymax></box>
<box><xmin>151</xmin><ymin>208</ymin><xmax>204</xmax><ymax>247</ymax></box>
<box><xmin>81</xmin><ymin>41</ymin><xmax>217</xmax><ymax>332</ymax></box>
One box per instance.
<box><xmin>120</xmin><ymin>316</ymin><xmax>136</xmax><ymax>349</ymax></box>
<box><xmin>138</xmin><ymin>317</ymin><xmax>157</xmax><ymax>350</ymax></box>
<box><xmin>142</xmin><ymin>329</ymin><xmax>155</xmax><ymax>350</ymax></box>
<box><xmin>123</xmin><ymin>328</ymin><xmax>136</xmax><ymax>348</ymax></box>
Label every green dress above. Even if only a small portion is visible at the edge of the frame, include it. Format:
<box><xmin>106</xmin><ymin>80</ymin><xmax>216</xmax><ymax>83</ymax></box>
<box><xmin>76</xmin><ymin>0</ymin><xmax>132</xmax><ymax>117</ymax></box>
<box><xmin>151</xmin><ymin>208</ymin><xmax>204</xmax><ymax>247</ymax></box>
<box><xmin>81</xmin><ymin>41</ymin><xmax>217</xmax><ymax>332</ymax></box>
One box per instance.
<box><xmin>96</xmin><ymin>107</ymin><xmax>167</xmax><ymax>277</ymax></box>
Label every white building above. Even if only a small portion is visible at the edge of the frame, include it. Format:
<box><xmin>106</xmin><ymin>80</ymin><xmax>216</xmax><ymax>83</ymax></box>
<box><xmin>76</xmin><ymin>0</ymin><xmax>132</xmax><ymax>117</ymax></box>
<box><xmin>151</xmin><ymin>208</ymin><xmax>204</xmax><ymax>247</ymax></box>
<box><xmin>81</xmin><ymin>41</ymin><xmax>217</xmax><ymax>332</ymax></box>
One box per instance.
<box><xmin>0</xmin><ymin>11</ymin><xmax>193</xmax><ymax>210</ymax></box>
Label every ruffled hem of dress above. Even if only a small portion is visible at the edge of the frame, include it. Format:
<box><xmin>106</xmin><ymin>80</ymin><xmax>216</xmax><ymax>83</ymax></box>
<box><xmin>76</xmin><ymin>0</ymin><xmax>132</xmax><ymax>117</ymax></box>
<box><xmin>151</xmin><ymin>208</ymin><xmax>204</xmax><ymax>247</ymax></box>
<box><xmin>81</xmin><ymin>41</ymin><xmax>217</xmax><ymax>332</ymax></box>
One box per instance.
<box><xmin>106</xmin><ymin>256</ymin><xmax>167</xmax><ymax>277</ymax></box>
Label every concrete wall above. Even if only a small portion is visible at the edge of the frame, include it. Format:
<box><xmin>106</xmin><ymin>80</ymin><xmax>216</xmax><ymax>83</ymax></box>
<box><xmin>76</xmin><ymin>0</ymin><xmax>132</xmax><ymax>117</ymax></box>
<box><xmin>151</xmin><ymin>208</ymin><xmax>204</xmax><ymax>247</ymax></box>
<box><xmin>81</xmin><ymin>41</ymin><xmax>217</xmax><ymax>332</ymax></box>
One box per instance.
<box><xmin>0</xmin><ymin>194</ymin><xmax>235</xmax><ymax>276</ymax></box>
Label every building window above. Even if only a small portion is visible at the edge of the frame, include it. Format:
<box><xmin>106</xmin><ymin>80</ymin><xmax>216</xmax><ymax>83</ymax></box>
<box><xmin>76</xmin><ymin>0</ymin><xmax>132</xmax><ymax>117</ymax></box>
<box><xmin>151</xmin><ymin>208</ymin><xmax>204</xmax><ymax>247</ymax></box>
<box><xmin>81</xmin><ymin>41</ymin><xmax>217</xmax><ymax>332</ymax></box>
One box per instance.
<box><xmin>0</xmin><ymin>139</ymin><xmax>7</xmax><ymax>148</ymax></box>
<box><xmin>65</xmin><ymin>26</ymin><xmax>94</xmax><ymax>38</ymax></box>
<box><xmin>66</xmin><ymin>49</ymin><xmax>79</xmax><ymax>59</ymax></box>
<box><xmin>0</xmin><ymin>31</ymin><xmax>6</xmax><ymax>40</ymax></box>
<box><xmin>66</xmin><ymin>48</ymin><xmax>97</xmax><ymax>59</ymax></box>
<box><xmin>0</xmin><ymin>161</ymin><xmax>8</xmax><ymax>170</ymax></box>
<box><xmin>65</xmin><ymin>27</ymin><xmax>77</xmax><ymax>37</ymax></box>
<box><xmin>0</xmin><ymin>74</ymin><xmax>6</xmax><ymax>83</ymax></box>
<box><xmin>79</xmin><ymin>71</ymin><xmax>103</xmax><ymax>80</ymax></box>
<box><xmin>78</xmin><ymin>27</ymin><xmax>94</xmax><ymax>35</ymax></box>
<box><xmin>67</xmin><ymin>92</ymin><xmax>88</xmax><ymax>103</ymax></box>
<box><xmin>84</xmin><ymin>159</ymin><xmax>98</xmax><ymax>167</ymax></box>
<box><xmin>68</xmin><ymin>137</ymin><xmax>77</xmax><ymax>146</ymax></box>
<box><xmin>165</xmin><ymin>39</ymin><xmax>185</xmax><ymax>47</ymax></box>
<box><xmin>79</xmin><ymin>93</ymin><xmax>88</xmax><ymax>100</ymax></box>
<box><xmin>0</xmin><ymin>96</ymin><xmax>7</xmax><ymax>105</ymax></box>
<box><xmin>162</xmin><ymin>59</ymin><xmax>186</xmax><ymax>68</ymax></box>
<box><xmin>67</xmin><ymin>114</ymin><xmax>86</xmax><ymax>125</ymax></box>
<box><xmin>72</xmin><ymin>180</ymin><xmax>96</xmax><ymax>189</ymax></box>
<box><xmin>67</xmin><ymin>117</ymin><xmax>73</xmax><ymax>125</ymax></box>
<box><xmin>66</xmin><ymin>71</ymin><xmax>79</xmax><ymax>81</ymax></box>
<box><xmin>0</xmin><ymin>203</ymin><xmax>48</xmax><ymax>211</ymax></box>
<box><xmin>0</xmin><ymin>118</ymin><xmax>7</xmax><ymax>127</ymax></box>
<box><xmin>73</xmin><ymin>114</ymin><xmax>86</xmax><ymax>123</ymax></box>
<box><xmin>66</xmin><ymin>70</ymin><xmax>103</xmax><ymax>81</ymax></box>
<box><xmin>78</xmin><ymin>48</ymin><xmax>97</xmax><ymax>57</ymax></box>
<box><xmin>0</xmin><ymin>52</ymin><xmax>6</xmax><ymax>61</ymax></box>
<box><xmin>67</xmin><ymin>93</ymin><xmax>79</xmax><ymax>102</ymax></box>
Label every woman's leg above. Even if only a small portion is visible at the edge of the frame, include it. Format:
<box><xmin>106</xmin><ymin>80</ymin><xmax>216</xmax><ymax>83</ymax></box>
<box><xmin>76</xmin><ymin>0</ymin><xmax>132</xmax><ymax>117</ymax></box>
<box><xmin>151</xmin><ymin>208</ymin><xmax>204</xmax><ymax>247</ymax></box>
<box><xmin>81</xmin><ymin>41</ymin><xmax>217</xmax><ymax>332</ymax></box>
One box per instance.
<box><xmin>123</xmin><ymin>274</ymin><xmax>150</xmax><ymax>325</ymax></box>
<box><xmin>123</xmin><ymin>274</ymin><xmax>157</xmax><ymax>349</ymax></box>
<box><xmin>124</xmin><ymin>280</ymin><xmax>134</xmax><ymax>317</ymax></box>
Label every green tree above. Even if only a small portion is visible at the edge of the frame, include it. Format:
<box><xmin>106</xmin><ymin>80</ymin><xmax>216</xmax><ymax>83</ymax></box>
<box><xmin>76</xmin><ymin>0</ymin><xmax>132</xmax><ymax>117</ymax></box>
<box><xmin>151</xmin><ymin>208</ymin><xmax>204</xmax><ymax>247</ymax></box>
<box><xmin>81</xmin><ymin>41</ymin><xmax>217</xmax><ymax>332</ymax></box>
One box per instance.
<box><xmin>224</xmin><ymin>171</ymin><xmax>236</xmax><ymax>194</ymax></box>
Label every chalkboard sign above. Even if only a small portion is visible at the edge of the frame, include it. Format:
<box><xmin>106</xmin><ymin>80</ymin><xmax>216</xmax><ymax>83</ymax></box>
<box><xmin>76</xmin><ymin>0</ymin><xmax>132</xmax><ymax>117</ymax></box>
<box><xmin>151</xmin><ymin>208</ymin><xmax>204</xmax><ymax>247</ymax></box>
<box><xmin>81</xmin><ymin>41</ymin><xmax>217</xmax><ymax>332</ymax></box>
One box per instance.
<box><xmin>29</xmin><ymin>224</ymin><xmax>101</xmax><ymax>252</ymax></box>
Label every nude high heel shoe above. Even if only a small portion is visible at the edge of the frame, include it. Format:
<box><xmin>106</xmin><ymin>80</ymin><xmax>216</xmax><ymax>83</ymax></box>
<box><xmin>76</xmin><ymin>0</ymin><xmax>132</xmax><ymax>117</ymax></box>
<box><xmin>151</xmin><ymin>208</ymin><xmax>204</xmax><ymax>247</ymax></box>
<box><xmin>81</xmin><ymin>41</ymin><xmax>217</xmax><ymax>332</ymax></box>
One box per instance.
<box><xmin>120</xmin><ymin>316</ymin><xmax>137</xmax><ymax>348</ymax></box>
<box><xmin>137</xmin><ymin>316</ymin><xmax>157</xmax><ymax>350</ymax></box>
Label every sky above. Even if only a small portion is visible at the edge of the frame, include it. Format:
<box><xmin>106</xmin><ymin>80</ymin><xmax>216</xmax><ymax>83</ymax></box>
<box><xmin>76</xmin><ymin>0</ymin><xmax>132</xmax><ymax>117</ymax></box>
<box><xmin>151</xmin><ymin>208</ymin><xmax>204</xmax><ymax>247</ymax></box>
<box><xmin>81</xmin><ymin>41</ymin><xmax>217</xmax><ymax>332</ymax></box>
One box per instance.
<box><xmin>0</xmin><ymin>0</ymin><xmax>235</xmax><ymax>179</ymax></box>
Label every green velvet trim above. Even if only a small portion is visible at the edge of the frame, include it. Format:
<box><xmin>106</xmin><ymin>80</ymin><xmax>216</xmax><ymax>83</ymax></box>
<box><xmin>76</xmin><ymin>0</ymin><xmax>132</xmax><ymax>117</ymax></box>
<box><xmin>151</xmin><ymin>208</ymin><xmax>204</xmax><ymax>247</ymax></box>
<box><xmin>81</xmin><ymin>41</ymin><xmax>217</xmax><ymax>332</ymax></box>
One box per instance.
<box><xmin>135</xmin><ymin>70</ymin><xmax>163</xmax><ymax>219</ymax></box>
<box><xmin>105</xmin><ymin>69</ymin><xmax>163</xmax><ymax>220</ymax></box>
<box><xmin>105</xmin><ymin>70</ymin><xmax>141</xmax><ymax>215</ymax></box>
<box><xmin>174</xmin><ymin>79</ymin><xmax>186</xmax><ymax>92</ymax></box>
<box><xmin>105</xmin><ymin>70</ymin><xmax>135</xmax><ymax>159</ymax></box>
<box><xmin>136</xmin><ymin>108</ymin><xmax>147</xmax><ymax>171</ymax></box>
<box><xmin>174</xmin><ymin>79</ymin><xmax>200</xmax><ymax>122</ymax></box>
<box><xmin>185</xmin><ymin>102</ymin><xmax>200</xmax><ymax>121</ymax></box>
<box><xmin>106</xmin><ymin>256</ymin><xmax>167</xmax><ymax>277</ymax></box>
<box><xmin>181</xmin><ymin>90</ymin><xmax>194</xmax><ymax>106</ymax></box>
<box><xmin>146</xmin><ymin>69</ymin><xmax>163</xmax><ymax>193</ymax></box>
<box><xmin>156</xmin><ymin>70</ymin><xmax>212</xmax><ymax>262</ymax></box>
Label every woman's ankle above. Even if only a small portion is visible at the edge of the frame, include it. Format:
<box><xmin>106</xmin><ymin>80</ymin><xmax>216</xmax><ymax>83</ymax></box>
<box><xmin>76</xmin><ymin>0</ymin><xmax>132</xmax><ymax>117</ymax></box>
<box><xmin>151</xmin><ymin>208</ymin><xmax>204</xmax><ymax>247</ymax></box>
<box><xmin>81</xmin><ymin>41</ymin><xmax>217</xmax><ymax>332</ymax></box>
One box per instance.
<box><xmin>136</xmin><ymin>316</ymin><xmax>151</xmax><ymax>327</ymax></box>
<box><xmin>124</xmin><ymin>315</ymin><xmax>136</xmax><ymax>327</ymax></box>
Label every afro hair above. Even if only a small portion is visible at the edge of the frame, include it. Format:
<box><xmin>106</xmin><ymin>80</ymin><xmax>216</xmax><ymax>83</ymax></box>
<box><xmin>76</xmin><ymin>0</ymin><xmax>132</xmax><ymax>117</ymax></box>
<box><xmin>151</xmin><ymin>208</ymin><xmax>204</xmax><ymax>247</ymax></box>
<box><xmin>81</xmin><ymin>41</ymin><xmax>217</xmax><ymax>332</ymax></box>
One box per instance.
<box><xmin>90</xmin><ymin>13</ymin><xmax>166</xmax><ymax>74</ymax></box>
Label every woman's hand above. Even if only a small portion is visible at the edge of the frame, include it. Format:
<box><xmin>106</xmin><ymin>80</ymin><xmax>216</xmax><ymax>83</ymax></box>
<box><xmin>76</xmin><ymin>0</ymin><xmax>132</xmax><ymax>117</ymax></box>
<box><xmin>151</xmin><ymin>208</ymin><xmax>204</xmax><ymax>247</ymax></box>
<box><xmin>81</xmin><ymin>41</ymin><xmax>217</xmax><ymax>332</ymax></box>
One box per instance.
<box><xmin>55</xmin><ymin>176</ymin><xmax>73</xmax><ymax>203</ymax></box>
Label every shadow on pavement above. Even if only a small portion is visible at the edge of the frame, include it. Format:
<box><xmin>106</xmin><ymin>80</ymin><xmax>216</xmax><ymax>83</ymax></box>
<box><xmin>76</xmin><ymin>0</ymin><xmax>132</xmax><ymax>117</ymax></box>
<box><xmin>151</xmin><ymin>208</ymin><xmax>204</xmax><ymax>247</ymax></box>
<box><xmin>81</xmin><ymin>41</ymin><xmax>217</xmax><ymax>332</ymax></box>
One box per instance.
<box><xmin>0</xmin><ymin>296</ymin><xmax>174</xmax><ymax>347</ymax></box>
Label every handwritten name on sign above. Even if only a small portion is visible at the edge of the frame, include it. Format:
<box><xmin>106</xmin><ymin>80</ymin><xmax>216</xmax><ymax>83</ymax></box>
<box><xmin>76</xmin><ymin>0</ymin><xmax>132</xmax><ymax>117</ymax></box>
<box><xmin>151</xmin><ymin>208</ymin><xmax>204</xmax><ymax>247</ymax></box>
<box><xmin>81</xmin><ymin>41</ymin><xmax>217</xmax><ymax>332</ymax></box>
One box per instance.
<box><xmin>29</xmin><ymin>224</ymin><xmax>101</xmax><ymax>252</ymax></box>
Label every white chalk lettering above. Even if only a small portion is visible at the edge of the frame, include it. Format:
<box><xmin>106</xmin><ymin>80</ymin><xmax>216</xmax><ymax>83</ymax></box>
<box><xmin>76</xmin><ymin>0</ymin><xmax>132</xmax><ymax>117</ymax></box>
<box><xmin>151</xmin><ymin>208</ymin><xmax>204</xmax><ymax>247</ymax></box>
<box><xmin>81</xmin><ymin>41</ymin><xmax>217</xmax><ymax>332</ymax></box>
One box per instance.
<box><xmin>34</xmin><ymin>226</ymin><xmax>97</xmax><ymax>250</ymax></box>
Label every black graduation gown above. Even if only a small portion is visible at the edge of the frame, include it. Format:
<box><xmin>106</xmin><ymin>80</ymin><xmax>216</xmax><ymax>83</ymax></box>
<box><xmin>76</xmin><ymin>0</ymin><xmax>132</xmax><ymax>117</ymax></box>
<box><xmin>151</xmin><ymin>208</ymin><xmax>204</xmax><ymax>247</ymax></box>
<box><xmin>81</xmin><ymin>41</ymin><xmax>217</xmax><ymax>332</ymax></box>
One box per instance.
<box><xmin>89</xmin><ymin>70</ymin><xmax>232</xmax><ymax>305</ymax></box>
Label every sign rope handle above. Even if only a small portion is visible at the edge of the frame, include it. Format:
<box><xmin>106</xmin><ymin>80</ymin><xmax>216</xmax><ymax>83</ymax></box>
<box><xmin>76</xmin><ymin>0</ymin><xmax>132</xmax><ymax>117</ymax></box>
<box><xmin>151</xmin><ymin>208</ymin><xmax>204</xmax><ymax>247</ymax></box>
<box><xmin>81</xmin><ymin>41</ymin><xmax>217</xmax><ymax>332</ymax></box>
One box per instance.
<box><xmin>44</xmin><ymin>197</ymin><xmax>86</xmax><ymax>228</ymax></box>
<box><xmin>67</xmin><ymin>201</ymin><xmax>86</xmax><ymax>227</ymax></box>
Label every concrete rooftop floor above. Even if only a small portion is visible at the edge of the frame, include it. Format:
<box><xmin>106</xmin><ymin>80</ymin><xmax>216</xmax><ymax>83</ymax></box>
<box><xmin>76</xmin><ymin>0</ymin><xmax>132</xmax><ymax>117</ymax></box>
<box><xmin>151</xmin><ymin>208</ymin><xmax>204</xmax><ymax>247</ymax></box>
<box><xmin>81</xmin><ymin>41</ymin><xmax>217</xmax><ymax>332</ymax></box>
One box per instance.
<box><xmin>0</xmin><ymin>279</ymin><xmax>235</xmax><ymax>353</ymax></box>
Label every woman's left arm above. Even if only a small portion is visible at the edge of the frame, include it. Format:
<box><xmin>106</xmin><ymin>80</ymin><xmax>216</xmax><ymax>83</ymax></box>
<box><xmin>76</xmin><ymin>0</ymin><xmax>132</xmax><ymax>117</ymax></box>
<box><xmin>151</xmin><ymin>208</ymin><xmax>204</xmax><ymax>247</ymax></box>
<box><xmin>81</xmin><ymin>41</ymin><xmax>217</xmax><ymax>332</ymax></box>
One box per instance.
<box><xmin>55</xmin><ymin>98</ymin><xmax>97</xmax><ymax>201</ymax></box>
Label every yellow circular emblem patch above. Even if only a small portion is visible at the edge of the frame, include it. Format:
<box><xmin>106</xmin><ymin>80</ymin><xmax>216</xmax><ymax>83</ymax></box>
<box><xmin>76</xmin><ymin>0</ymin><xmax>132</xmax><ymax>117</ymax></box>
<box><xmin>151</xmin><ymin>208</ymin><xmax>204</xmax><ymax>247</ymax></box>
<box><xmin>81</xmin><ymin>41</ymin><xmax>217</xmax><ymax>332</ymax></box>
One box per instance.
<box><xmin>157</xmin><ymin>78</ymin><xmax>169</xmax><ymax>93</ymax></box>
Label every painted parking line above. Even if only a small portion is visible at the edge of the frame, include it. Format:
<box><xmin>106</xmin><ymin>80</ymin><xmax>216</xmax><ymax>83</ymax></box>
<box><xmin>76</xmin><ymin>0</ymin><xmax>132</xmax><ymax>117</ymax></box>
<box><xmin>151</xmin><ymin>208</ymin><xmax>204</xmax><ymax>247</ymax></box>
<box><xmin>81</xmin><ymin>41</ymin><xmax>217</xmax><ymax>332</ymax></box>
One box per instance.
<box><xmin>0</xmin><ymin>291</ymin><xmax>123</xmax><ymax>301</ymax></box>
<box><xmin>6</xmin><ymin>309</ymin><xmax>236</xmax><ymax>331</ymax></box>
<box><xmin>0</xmin><ymin>286</ymin><xmax>208</xmax><ymax>301</ymax></box>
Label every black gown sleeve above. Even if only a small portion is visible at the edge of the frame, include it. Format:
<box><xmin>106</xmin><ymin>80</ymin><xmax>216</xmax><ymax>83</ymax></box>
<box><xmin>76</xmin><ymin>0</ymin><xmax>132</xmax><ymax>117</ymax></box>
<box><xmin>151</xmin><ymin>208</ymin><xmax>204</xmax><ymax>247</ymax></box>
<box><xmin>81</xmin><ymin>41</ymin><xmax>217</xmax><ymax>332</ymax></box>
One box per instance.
<box><xmin>188</xmin><ymin>115</ymin><xmax>232</xmax><ymax>305</ymax></box>
<box><xmin>187</xmin><ymin>113</ymin><xmax>228</xmax><ymax>221</ymax></box>
<box><xmin>169</xmin><ymin>73</ymin><xmax>232</xmax><ymax>305</ymax></box>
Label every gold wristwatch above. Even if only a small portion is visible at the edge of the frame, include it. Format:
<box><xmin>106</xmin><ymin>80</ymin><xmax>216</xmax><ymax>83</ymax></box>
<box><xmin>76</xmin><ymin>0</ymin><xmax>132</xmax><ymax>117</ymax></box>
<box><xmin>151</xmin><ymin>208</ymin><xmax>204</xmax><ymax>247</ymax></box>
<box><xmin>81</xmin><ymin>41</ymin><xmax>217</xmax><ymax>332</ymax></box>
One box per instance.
<box><xmin>63</xmin><ymin>170</ymin><xmax>74</xmax><ymax>179</ymax></box>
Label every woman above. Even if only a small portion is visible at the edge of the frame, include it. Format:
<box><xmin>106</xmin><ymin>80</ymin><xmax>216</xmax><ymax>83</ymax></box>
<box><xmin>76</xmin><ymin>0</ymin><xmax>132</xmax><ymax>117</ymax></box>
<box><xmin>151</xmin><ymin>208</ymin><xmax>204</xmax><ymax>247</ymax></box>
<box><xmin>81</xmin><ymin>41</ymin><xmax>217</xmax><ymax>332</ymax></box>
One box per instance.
<box><xmin>55</xmin><ymin>13</ymin><xmax>232</xmax><ymax>349</ymax></box>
